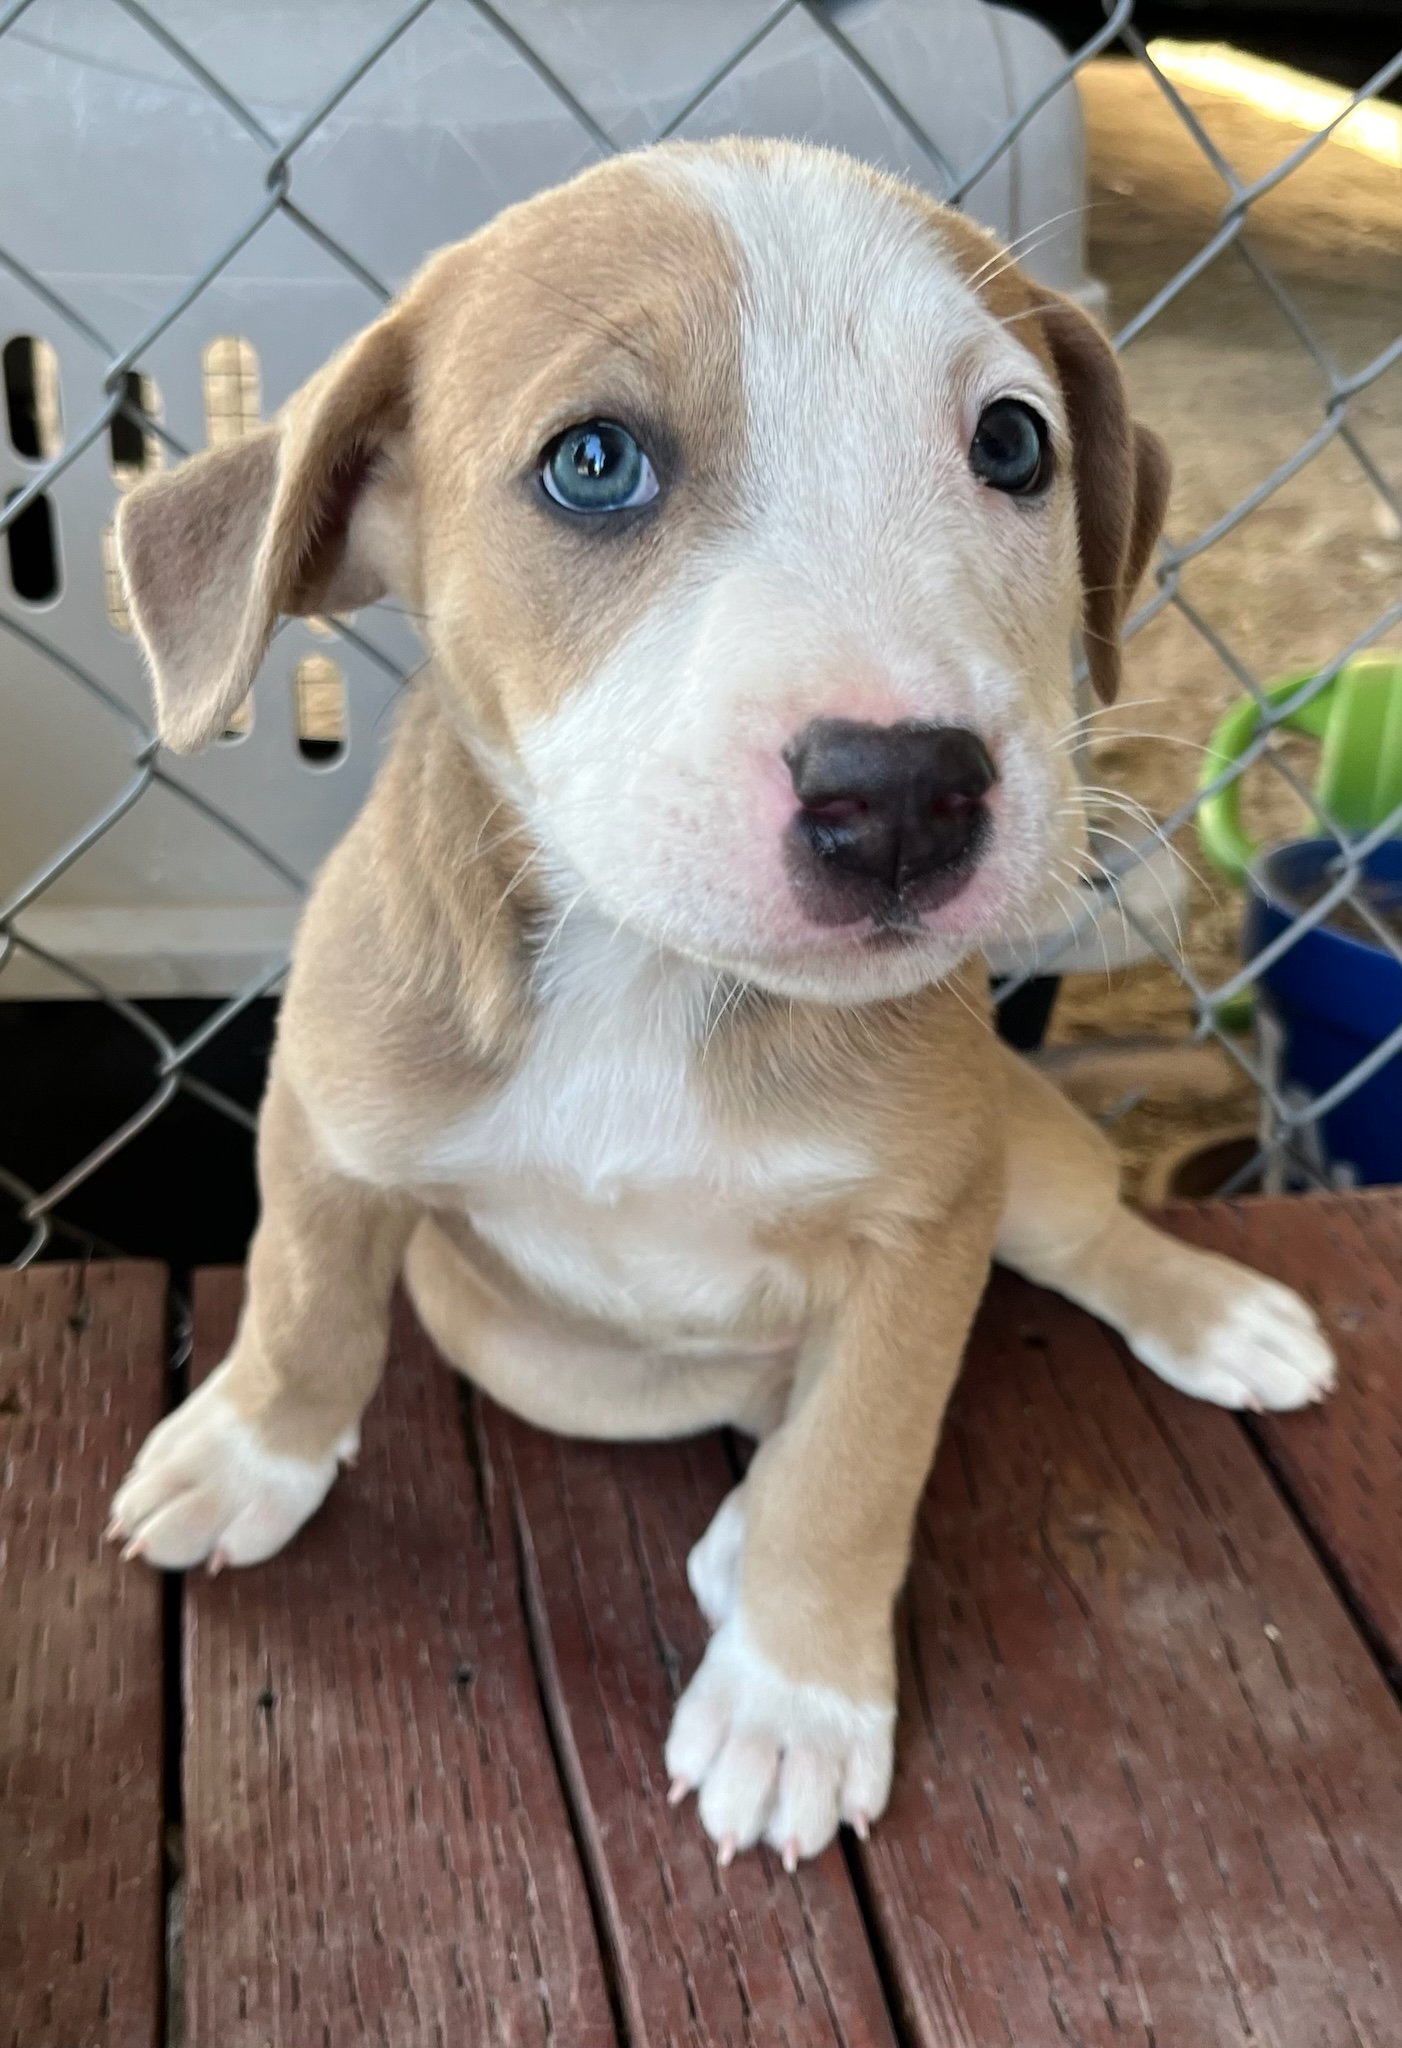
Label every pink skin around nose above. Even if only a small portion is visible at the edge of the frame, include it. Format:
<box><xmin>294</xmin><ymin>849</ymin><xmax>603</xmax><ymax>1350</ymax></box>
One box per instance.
<box><xmin>755</xmin><ymin>746</ymin><xmax>805</xmax><ymax>838</ymax></box>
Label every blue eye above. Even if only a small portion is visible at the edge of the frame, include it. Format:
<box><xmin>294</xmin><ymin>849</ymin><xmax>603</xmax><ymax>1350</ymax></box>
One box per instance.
<box><xmin>541</xmin><ymin>419</ymin><xmax>658</xmax><ymax>514</ymax></box>
<box><xmin>969</xmin><ymin>399</ymin><xmax>1050</xmax><ymax>495</ymax></box>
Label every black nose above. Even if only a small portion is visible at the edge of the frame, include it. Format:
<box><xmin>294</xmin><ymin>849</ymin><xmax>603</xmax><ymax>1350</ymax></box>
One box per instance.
<box><xmin>785</xmin><ymin>719</ymin><xmax>996</xmax><ymax>921</ymax></box>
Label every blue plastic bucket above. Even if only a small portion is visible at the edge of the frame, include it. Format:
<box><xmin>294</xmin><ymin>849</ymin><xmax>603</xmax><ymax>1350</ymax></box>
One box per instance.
<box><xmin>1245</xmin><ymin>838</ymin><xmax>1402</xmax><ymax>1185</ymax></box>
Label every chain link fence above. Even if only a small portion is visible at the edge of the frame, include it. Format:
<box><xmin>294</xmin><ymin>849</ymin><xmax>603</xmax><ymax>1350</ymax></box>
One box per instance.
<box><xmin>2</xmin><ymin>0</ymin><xmax>1401</xmax><ymax>1266</ymax></box>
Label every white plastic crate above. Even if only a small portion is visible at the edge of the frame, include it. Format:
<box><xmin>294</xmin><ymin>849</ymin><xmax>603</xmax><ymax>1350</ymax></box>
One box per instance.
<box><xmin>1</xmin><ymin>0</ymin><xmax>1102</xmax><ymax>995</ymax></box>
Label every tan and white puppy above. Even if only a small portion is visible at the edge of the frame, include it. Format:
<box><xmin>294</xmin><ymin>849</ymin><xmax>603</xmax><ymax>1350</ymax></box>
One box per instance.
<box><xmin>109</xmin><ymin>141</ymin><xmax>1334</xmax><ymax>1870</ymax></box>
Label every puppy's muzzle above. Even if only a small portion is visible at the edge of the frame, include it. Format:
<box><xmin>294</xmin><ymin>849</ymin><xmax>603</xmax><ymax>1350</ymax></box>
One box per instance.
<box><xmin>783</xmin><ymin>719</ymin><xmax>995</xmax><ymax>928</ymax></box>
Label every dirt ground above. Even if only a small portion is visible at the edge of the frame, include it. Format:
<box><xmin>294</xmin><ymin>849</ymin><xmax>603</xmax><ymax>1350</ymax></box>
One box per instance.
<box><xmin>1050</xmin><ymin>54</ymin><xmax>1402</xmax><ymax>1191</ymax></box>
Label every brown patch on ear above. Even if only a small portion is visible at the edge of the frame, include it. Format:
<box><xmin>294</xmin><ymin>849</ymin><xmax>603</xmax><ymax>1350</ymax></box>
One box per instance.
<box><xmin>116</xmin><ymin>311</ymin><xmax>413</xmax><ymax>752</ymax></box>
<box><xmin>1032</xmin><ymin>293</ymin><xmax>1170</xmax><ymax>702</ymax></box>
<box><xmin>917</xmin><ymin>203</ymin><xmax>1171</xmax><ymax>705</ymax></box>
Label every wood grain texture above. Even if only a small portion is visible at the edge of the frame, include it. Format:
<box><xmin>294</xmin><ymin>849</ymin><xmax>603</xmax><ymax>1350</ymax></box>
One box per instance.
<box><xmin>183</xmin><ymin>1274</ymin><xmax>617</xmax><ymax>2048</ymax></box>
<box><xmin>854</xmin><ymin>1235</ymin><xmax>1402</xmax><ymax>2048</ymax></box>
<box><xmin>1161</xmin><ymin>1190</ymin><xmax>1402</xmax><ymax>1681</ymax></box>
<box><xmin>0</xmin><ymin>1263</ymin><xmax>168</xmax><ymax>2048</ymax></box>
<box><xmin>171</xmin><ymin>1192</ymin><xmax>1402</xmax><ymax>2048</ymax></box>
<box><xmin>488</xmin><ymin>1411</ymin><xmax>899</xmax><ymax>2048</ymax></box>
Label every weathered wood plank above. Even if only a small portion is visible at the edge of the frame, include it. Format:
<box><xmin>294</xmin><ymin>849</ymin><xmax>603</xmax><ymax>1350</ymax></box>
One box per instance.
<box><xmin>489</xmin><ymin>1412</ymin><xmax>899</xmax><ymax>2048</ymax></box>
<box><xmin>856</xmin><ymin>1234</ymin><xmax>1402</xmax><ymax>2047</ymax></box>
<box><xmin>183</xmin><ymin>1275</ymin><xmax>617</xmax><ymax>2048</ymax></box>
<box><xmin>1162</xmin><ymin>1190</ymin><xmax>1402</xmax><ymax>1680</ymax></box>
<box><xmin>0</xmin><ymin>1263</ymin><xmax>168</xmax><ymax>2048</ymax></box>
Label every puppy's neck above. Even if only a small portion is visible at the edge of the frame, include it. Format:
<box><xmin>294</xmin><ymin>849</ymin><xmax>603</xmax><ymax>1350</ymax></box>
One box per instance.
<box><xmin>524</xmin><ymin>873</ymin><xmax>742</xmax><ymax>1044</ymax></box>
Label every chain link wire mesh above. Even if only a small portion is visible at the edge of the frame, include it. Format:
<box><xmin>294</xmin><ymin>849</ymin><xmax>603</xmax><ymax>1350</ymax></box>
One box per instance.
<box><xmin>2</xmin><ymin>0</ymin><xmax>1400</xmax><ymax>1265</ymax></box>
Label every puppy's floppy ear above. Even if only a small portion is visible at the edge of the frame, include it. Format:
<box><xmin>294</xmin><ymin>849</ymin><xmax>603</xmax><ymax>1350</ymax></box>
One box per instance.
<box><xmin>1032</xmin><ymin>290</ymin><xmax>1171</xmax><ymax>703</ymax></box>
<box><xmin>116</xmin><ymin>309</ymin><xmax>414</xmax><ymax>752</ymax></box>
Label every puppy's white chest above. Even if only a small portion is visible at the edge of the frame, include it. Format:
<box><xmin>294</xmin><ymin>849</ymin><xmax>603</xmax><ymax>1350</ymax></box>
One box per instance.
<box><xmin>415</xmin><ymin>926</ymin><xmax>864</xmax><ymax>1334</ymax></box>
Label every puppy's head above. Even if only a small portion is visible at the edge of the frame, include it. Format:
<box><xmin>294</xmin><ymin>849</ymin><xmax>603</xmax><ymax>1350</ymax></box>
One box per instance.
<box><xmin>119</xmin><ymin>141</ymin><xmax>1168</xmax><ymax>1004</ymax></box>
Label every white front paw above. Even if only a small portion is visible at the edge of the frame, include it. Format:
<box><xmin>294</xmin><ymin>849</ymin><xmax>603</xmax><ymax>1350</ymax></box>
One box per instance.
<box><xmin>108</xmin><ymin>1361</ymin><xmax>354</xmax><ymax>1571</ymax></box>
<box><xmin>664</xmin><ymin>1615</ymin><xmax>894</xmax><ymax>1868</ymax></box>
<box><xmin>1133</xmin><ymin>1269</ymin><xmax>1336</xmax><ymax>1413</ymax></box>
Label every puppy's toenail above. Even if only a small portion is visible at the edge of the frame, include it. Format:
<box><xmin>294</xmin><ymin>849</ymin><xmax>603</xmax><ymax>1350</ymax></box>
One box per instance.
<box><xmin>207</xmin><ymin>1549</ymin><xmax>229</xmax><ymax>1578</ymax></box>
<box><xmin>121</xmin><ymin>1536</ymin><xmax>145</xmax><ymax>1563</ymax></box>
<box><xmin>851</xmin><ymin>1812</ymin><xmax>870</xmax><ymax>1841</ymax></box>
<box><xmin>667</xmin><ymin>1776</ymin><xmax>691</xmax><ymax>1807</ymax></box>
<box><xmin>717</xmin><ymin>1833</ymin><xmax>738</xmax><ymax>1869</ymax></box>
<box><xmin>782</xmin><ymin>1839</ymin><xmax>799</xmax><ymax>1874</ymax></box>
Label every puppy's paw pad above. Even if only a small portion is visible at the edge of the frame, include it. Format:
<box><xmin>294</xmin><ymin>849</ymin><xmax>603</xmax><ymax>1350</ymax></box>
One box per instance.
<box><xmin>664</xmin><ymin>1616</ymin><xmax>893</xmax><ymax>1866</ymax></box>
<box><xmin>1137</xmin><ymin>1272</ymin><xmax>1335</xmax><ymax>1413</ymax></box>
<box><xmin>687</xmin><ymin>1489</ymin><xmax>745</xmax><ymax>1630</ymax></box>
<box><xmin>109</xmin><ymin>1363</ymin><xmax>343</xmax><ymax>1571</ymax></box>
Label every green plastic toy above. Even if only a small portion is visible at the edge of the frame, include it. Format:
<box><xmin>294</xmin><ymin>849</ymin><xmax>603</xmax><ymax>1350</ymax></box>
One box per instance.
<box><xmin>1198</xmin><ymin>653</ymin><xmax>1402</xmax><ymax>888</ymax></box>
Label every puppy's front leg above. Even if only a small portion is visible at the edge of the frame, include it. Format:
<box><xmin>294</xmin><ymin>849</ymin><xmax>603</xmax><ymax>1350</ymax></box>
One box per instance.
<box><xmin>994</xmin><ymin>1046</ymin><xmax>1334</xmax><ymax>1412</ymax></box>
<box><xmin>667</xmin><ymin>1189</ymin><xmax>1000</xmax><ymax>1866</ymax></box>
<box><xmin>110</xmin><ymin>1070</ymin><xmax>414</xmax><ymax>1571</ymax></box>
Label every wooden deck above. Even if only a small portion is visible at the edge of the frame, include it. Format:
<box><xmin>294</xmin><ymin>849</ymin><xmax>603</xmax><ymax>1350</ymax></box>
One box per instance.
<box><xmin>4</xmin><ymin>1191</ymin><xmax>1402</xmax><ymax>2048</ymax></box>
